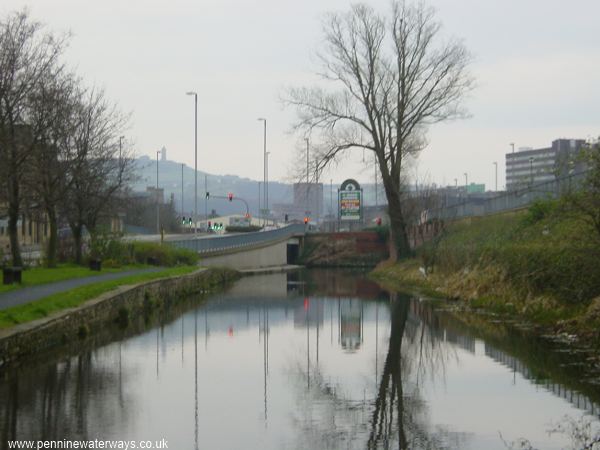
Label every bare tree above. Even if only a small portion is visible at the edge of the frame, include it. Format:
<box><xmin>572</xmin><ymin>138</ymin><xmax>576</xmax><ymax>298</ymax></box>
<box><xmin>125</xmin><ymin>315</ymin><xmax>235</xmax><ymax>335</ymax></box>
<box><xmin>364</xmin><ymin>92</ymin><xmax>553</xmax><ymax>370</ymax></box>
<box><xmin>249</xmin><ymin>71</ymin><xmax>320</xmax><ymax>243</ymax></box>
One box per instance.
<box><xmin>0</xmin><ymin>10</ymin><xmax>67</xmax><ymax>266</ymax></box>
<box><xmin>285</xmin><ymin>2</ymin><xmax>472</xmax><ymax>260</ymax></box>
<box><xmin>25</xmin><ymin>72</ymin><xmax>79</xmax><ymax>267</ymax></box>
<box><xmin>60</xmin><ymin>87</ymin><xmax>132</xmax><ymax>264</ymax></box>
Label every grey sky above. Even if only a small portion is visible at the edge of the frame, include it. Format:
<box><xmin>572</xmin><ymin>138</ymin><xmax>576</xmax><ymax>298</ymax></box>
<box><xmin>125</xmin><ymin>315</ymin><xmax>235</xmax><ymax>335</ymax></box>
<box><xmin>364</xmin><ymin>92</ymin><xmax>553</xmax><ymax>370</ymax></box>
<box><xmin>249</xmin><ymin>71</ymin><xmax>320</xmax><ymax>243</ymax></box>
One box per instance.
<box><xmin>3</xmin><ymin>0</ymin><xmax>599</xmax><ymax>190</ymax></box>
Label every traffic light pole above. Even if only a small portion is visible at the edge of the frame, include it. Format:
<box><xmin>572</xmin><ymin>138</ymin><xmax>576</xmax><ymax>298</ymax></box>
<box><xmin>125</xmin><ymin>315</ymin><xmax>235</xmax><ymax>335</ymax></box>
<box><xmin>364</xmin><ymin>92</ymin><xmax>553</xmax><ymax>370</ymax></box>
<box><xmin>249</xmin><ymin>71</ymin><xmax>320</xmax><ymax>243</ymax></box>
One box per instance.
<box><xmin>205</xmin><ymin>195</ymin><xmax>250</xmax><ymax>217</ymax></box>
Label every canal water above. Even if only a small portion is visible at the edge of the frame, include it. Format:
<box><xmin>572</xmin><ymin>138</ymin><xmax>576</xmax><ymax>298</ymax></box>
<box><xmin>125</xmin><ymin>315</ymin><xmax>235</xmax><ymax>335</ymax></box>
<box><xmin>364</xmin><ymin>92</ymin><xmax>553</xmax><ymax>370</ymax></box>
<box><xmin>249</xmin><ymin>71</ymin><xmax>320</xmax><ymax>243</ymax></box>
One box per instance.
<box><xmin>1</xmin><ymin>269</ymin><xmax>599</xmax><ymax>449</ymax></box>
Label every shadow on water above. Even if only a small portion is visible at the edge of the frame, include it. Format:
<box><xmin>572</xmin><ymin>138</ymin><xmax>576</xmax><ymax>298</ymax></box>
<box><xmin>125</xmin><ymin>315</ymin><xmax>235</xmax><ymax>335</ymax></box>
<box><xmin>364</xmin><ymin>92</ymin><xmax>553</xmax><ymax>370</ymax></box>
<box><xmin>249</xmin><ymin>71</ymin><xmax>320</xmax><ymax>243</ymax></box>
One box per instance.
<box><xmin>1</xmin><ymin>268</ymin><xmax>599</xmax><ymax>449</ymax></box>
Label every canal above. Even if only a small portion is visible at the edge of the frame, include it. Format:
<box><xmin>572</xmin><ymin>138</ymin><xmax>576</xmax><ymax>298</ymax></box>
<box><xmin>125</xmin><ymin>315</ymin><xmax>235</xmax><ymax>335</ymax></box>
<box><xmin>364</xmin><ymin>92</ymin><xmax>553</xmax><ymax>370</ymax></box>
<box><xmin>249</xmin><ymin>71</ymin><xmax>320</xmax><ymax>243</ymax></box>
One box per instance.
<box><xmin>1</xmin><ymin>269</ymin><xmax>599</xmax><ymax>449</ymax></box>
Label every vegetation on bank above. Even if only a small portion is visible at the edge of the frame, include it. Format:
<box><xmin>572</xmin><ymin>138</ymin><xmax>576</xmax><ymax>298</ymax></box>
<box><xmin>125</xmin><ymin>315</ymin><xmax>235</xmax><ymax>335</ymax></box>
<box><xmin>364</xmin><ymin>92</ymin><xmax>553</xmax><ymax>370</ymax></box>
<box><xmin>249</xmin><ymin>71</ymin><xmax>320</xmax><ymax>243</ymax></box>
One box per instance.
<box><xmin>91</xmin><ymin>239</ymin><xmax>199</xmax><ymax>267</ymax></box>
<box><xmin>0</xmin><ymin>264</ymin><xmax>143</xmax><ymax>295</ymax></box>
<box><xmin>0</xmin><ymin>241</ymin><xmax>199</xmax><ymax>295</ymax></box>
<box><xmin>0</xmin><ymin>265</ymin><xmax>199</xmax><ymax>329</ymax></box>
<box><xmin>372</xmin><ymin>200</ymin><xmax>600</xmax><ymax>345</ymax></box>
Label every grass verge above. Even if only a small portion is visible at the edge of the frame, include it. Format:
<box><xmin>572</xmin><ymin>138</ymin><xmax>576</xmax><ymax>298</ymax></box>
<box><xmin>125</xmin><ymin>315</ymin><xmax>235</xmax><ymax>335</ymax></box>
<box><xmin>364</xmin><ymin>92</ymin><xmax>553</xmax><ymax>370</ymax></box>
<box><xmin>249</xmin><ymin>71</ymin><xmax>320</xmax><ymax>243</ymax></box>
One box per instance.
<box><xmin>371</xmin><ymin>203</ymin><xmax>600</xmax><ymax>347</ymax></box>
<box><xmin>0</xmin><ymin>265</ymin><xmax>198</xmax><ymax>329</ymax></box>
<box><xmin>0</xmin><ymin>264</ymin><xmax>148</xmax><ymax>295</ymax></box>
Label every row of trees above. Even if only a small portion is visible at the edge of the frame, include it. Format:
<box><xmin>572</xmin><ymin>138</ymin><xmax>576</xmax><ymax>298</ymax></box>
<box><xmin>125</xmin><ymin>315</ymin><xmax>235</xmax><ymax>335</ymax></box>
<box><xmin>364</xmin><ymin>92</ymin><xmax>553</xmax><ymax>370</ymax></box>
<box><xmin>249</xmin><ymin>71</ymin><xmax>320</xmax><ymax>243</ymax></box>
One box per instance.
<box><xmin>0</xmin><ymin>11</ymin><xmax>133</xmax><ymax>267</ymax></box>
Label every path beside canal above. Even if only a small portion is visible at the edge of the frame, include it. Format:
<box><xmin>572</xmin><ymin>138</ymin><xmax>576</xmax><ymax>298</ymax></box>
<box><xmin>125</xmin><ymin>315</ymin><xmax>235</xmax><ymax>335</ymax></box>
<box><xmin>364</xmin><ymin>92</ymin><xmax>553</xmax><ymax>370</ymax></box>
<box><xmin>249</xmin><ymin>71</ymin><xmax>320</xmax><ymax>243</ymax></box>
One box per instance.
<box><xmin>0</xmin><ymin>267</ymin><xmax>162</xmax><ymax>311</ymax></box>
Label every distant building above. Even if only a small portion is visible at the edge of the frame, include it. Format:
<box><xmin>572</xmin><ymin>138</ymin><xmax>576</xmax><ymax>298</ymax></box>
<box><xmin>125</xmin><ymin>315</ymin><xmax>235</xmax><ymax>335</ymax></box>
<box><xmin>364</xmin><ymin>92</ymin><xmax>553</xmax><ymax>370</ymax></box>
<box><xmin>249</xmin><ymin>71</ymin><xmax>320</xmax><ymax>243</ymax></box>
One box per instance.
<box><xmin>161</xmin><ymin>146</ymin><xmax>167</xmax><ymax>162</ymax></box>
<box><xmin>272</xmin><ymin>182</ymin><xmax>323</xmax><ymax>222</ymax></box>
<box><xmin>466</xmin><ymin>183</ymin><xmax>486</xmax><ymax>194</ymax></box>
<box><xmin>506</xmin><ymin>138</ymin><xmax>586</xmax><ymax>190</ymax></box>
<box><xmin>145</xmin><ymin>186</ymin><xmax>164</xmax><ymax>204</ymax></box>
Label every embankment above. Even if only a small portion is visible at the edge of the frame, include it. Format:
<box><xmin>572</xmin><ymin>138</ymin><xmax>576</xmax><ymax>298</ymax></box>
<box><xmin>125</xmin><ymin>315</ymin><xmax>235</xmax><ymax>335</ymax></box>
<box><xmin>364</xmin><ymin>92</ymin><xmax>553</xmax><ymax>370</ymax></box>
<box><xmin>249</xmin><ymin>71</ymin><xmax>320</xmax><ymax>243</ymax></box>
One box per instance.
<box><xmin>300</xmin><ymin>231</ymin><xmax>388</xmax><ymax>267</ymax></box>
<box><xmin>372</xmin><ymin>204</ymin><xmax>600</xmax><ymax>346</ymax></box>
<box><xmin>0</xmin><ymin>267</ymin><xmax>238</xmax><ymax>368</ymax></box>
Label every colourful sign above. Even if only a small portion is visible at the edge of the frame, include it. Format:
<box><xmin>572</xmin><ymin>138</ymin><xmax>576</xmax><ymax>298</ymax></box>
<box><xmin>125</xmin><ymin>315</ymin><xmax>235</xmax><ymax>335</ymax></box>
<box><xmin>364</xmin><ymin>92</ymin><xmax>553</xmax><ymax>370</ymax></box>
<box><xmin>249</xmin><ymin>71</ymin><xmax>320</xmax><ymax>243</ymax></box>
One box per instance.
<box><xmin>340</xmin><ymin>190</ymin><xmax>361</xmax><ymax>221</ymax></box>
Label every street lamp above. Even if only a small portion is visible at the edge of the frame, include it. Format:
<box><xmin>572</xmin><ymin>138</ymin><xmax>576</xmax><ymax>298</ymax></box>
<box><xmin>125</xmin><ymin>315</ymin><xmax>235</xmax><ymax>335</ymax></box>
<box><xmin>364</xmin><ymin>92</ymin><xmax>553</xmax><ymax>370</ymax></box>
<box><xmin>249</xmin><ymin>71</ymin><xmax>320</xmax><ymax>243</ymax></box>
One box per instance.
<box><xmin>156</xmin><ymin>150</ymin><xmax>160</xmax><ymax>234</ymax></box>
<box><xmin>257</xmin><ymin>118</ymin><xmax>267</xmax><ymax>225</ymax></box>
<box><xmin>510</xmin><ymin>142</ymin><xmax>515</xmax><ymax>153</ymax></box>
<box><xmin>529</xmin><ymin>156</ymin><xmax>534</xmax><ymax>185</ymax></box>
<box><xmin>181</xmin><ymin>163</ymin><xmax>184</xmax><ymax>226</ymax></box>
<box><xmin>493</xmin><ymin>161</ymin><xmax>498</xmax><ymax>192</ymax></box>
<box><xmin>186</xmin><ymin>91</ymin><xmax>198</xmax><ymax>236</ymax></box>
<box><xmin>119</xmin><ymin>136</ymin><xmax>124</xmax><ymax>160</ymax></box>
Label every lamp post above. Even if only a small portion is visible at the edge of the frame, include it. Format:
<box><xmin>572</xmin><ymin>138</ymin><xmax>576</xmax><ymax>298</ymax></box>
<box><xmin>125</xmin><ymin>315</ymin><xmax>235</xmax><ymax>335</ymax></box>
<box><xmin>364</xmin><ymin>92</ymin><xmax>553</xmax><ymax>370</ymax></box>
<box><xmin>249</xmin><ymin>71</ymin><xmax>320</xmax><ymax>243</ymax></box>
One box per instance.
<box><xmin>119</xmin><ymin>136</ymin><xmax>124</xmax><ymax>160</ymax></box>
<box><xmin>257</xmin><ymin>118</ymin><xmax>267</xmax><ymax>226</ymax></box>
<box><xmin>493</xmin><ymin>161</ymin><xmax>498</xmax><ymax>192</ymax></box>
<box><xmin>181</xmin><ymin>163</ymin><xmax>184</xmax><ymax>226</ymax></box>
<box><xmin>529</xmin><ymin>157</ymin><xmax>534</xmax><ymax>186</ymax></box>
<box><xmin>464</xmin><ymin>172</ymin><xmax>468</xmax><ymax>199</ymax></box>
<box><xmin>304</xmin><ymin>138</ymin><xmax>310</xmax><ymax>220</ymax></box>
<box><xmin>266</xmin><ymin>152</ymin><xmax>270</xmax><ymax>224</ymax></box>
<box><xmin>186</xmin><ymin>91</ymin><xmax>198</xmax><ymax>236</ymax></box>
<box><xmin>258</xmin><ymin>181</ymin><xmax>261</xmax><ymax>222</ymax></box>
<box><xmin>156</xmin><ymin>150</ymin><xmax>160</xmax><ymax>234</ymax></box>
<box><xmin>510</xmin><ymin>142</ymin><xmax>515</xmax><ymax>153</ymax></box>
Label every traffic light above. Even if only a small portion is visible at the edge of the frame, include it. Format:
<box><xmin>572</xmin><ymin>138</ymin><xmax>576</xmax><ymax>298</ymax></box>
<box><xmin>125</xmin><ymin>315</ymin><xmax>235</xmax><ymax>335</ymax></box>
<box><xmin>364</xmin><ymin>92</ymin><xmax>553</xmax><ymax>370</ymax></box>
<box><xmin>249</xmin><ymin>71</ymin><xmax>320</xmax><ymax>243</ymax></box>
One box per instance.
<box><xmin>188</xmin><ymin>217</ymin><xmax>193</xmax><ymax>226</ymax></box>
<box><xmin>284</xmin><ymin>214</ymin><xmax>289</xmax><ymax>223</ymax></box>
<box><xmin>181</xmin><ymin>217</ymin><xmax>186</xmax><ymax>225</ymax></box>
<box><xmin>208</xmin><ymin>221</ymin><xmax>211</xmax><ymax>229</ymax></box>
<box><xmin>228</xmin><ymin>192</ymin><xmax>233</xmax><ymax>202</ymax></box>
<box><xmin>205</xmin><ymin>192</ymin><xmax>210</xmax><ymax>199</ymax></box>
<box><xmin>304</xmin><ymin>217</ymin><xmax>309</xmax><ymax>224</ymax></box>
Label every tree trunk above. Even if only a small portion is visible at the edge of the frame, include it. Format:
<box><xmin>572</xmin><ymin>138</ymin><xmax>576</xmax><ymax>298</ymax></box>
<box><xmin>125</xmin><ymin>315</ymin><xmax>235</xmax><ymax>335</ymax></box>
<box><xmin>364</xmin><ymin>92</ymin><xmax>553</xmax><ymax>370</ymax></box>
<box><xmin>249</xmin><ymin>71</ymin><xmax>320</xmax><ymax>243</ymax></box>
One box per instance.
<box><xmin>45</xmin><ymin>206</ymin><xmax>58</xmax><ymax>268</ymax></box>
<box><xmin>7</xmin><ymin>176</ymin><xmax>23</xmax><ymax>267</ymax></box>
<box><xmin>381</xmin><ymin>172</ymin><xmax>412</xmax><ymax>261</ymax></box>
<box><xmin>72</xmin><ymin>223</ymin><xmax>83</xmax><ymax>265</ymax></box>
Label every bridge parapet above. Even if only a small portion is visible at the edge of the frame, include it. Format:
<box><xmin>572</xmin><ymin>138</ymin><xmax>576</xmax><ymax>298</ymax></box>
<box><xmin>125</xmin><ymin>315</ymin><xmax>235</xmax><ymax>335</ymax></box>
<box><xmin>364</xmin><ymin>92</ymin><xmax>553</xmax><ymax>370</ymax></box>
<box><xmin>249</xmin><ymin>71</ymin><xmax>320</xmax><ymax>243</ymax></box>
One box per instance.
<box><xmin>166</xmin><ymin>223</ymin><xmax>305</xmax><ymax>256</ymax></box>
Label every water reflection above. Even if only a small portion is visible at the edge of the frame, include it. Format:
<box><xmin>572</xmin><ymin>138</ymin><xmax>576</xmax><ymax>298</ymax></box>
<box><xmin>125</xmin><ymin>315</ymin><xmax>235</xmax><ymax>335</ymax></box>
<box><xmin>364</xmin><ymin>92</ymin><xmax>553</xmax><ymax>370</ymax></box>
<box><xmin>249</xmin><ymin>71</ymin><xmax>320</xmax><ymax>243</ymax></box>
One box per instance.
<box><xmin>0</xmin><ymin>269</ymin><xmax>599</xmax><ymax>450</ymax></box>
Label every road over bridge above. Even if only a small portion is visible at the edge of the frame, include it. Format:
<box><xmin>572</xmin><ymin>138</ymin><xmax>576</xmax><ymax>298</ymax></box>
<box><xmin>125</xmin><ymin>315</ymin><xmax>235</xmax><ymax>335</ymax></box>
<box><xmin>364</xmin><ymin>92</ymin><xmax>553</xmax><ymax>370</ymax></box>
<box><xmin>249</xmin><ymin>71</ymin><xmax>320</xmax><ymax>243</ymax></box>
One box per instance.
<box><xmin>166</xmin><ymin>224</ymin><xmax>306</xmax><ymax>270</ymax></box>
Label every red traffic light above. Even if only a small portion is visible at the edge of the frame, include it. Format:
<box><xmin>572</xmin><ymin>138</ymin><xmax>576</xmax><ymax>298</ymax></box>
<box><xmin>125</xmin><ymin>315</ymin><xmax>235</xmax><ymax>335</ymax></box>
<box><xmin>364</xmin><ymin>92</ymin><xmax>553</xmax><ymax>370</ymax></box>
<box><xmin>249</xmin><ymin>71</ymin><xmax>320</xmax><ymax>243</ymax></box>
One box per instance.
<box><xmin>303</xmin><ymin>217</ymin><xmax>309</xmax><ymax>224</ymax></box>
<box><xmin>228</xmin><ymin>192</ymin><xmax>233</xmax><ymax>202</ymax></box>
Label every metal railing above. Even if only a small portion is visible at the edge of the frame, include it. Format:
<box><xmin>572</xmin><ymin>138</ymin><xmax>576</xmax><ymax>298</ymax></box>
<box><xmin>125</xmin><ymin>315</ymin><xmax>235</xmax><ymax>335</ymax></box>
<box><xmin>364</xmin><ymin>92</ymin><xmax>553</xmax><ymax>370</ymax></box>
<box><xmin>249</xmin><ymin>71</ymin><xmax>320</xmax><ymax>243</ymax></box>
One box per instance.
<box><xmin>427</xmin><ymin>171</ymin><xmax>588</xmax><ymax>221</ymax></box>
<box><xmin>166</xmin><ymin>223</ymin><xmax>306</xmax><ymax>254</ymax></box>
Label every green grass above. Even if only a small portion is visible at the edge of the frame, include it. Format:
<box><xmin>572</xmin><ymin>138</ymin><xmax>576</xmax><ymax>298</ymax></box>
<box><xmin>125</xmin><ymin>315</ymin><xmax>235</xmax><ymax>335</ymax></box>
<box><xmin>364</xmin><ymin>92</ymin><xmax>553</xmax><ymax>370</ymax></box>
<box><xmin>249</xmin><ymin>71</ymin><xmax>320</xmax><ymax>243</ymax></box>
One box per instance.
<box><xmin>0</xmin><ymin>264</ymin><xmax>151</xmax><ymax>295</ymax></box>
<box><xmin>0</xmin><ymin>265</ymin><xmax>198</xmax><ymax>329</ymax></box>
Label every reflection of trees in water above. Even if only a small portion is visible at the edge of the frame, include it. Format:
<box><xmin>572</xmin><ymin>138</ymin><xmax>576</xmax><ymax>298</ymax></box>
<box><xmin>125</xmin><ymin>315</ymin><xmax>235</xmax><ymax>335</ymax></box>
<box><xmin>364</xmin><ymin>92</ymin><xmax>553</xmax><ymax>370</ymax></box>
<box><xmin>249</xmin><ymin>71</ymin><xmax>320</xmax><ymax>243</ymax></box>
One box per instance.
<box><xmin>368</xmin><ymin>294</ymin><xmax>464</xmax><ymax>449</ymax></box>
<box><xmin>0</xmin><ymin>348</ymin><xmax>131</xmax><ymax>447</ymax></box>
<box><xmin>289</xmin><ymin>294</ymin><xmax>467</xmax><ymax>450</ymax></box>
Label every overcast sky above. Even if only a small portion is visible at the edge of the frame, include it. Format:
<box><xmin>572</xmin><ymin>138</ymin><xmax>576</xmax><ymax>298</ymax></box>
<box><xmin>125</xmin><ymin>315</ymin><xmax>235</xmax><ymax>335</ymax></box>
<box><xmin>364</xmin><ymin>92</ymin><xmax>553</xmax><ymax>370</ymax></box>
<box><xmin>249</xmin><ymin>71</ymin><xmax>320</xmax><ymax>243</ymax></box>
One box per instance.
<box><xmin>3</xmin><ymin>0</ymin><xmax>599</xmax><ymax>190</ymax></box>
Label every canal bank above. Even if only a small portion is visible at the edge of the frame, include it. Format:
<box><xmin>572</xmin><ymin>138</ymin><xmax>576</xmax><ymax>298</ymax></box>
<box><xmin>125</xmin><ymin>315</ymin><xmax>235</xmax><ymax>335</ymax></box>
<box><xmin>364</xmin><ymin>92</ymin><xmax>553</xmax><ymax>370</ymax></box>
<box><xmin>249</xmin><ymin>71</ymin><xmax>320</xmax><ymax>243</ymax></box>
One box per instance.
<box><xmin>0</xmin><ymin>267</ymin><xmax>238</xmax><ymax>369</ymax></box>
<box><xmin>371</xmin><ymin>205</ymin><xmax>600</xmax><ymax>356</ymax></box>
<box><xmin>2</xmin><ymin>268</ymin><xmax>599</xmax><ymax>450</ymax></box>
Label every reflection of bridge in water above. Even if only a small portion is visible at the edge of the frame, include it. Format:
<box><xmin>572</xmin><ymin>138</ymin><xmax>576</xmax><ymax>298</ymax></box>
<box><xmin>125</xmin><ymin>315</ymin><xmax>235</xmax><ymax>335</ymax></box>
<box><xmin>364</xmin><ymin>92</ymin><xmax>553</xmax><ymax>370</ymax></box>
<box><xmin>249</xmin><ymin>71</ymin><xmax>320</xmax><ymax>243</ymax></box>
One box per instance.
<box><xmin>484</xmin><ymin>345</ymin><xmax>600</xmax><ymax>417</ymax></box>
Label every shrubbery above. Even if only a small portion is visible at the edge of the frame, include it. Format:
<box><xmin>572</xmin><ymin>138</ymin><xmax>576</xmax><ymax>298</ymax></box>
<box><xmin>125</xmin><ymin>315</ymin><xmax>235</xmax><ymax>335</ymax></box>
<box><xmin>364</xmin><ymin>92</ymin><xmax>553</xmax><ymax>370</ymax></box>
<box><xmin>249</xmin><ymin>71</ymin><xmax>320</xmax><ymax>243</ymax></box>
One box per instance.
<box><xmin>419</xmin><ymin>204</ymin><xmax>600</xmax><ymax>304</ymax></box>
<box><xmin>87</xmin><ymin>238</ymin><xmax>198</xmax><ymax>267</ymax></box>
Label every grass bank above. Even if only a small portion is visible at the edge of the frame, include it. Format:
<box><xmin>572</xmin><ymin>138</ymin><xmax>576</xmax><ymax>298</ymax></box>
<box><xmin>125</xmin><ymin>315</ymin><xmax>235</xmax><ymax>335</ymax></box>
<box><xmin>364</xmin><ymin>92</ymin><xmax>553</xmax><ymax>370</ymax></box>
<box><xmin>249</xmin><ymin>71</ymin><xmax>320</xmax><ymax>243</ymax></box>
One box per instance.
<box><xmin>372</xmin><ymin>202</ymin><xmax>600</xmax><ymax>347</ymax></box>
<box><xmin>0</xmin><ymin>264</ymin><xmax>150</xmax><ymax>295</ymax></box>
<box><xmin>0</xmin><ymin>265</ymin><xmax>198</xmax><ymax>329</ymax></box>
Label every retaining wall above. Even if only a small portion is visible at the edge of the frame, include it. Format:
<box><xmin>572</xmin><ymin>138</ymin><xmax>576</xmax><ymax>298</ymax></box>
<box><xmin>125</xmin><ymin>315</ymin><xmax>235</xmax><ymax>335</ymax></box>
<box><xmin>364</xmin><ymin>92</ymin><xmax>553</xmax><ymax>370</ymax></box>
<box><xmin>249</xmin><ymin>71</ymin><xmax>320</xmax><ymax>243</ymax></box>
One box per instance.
<box><xmin>0</xmin><ymin>267</ymin><xmax>238</xmax><ymax>369</ymax></box>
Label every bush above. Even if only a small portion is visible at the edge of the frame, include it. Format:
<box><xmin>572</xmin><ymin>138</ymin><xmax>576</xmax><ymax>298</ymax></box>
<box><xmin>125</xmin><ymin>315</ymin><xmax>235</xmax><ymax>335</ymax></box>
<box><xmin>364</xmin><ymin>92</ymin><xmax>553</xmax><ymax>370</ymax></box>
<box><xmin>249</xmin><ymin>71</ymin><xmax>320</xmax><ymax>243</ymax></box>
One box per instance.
<box><xmin>521</xmin><ymin>198</ymin><xmax>558</xmax><ymax>226</ymax></box>
<box><xmin>84</xmin><ymin>236</ymin><xmax>198</xmax><ymax>267</ymax></box>
<box><xmin>130</xmin><ymin>241</ymin><xmax>198</xmax><ymax>266</ymax></box>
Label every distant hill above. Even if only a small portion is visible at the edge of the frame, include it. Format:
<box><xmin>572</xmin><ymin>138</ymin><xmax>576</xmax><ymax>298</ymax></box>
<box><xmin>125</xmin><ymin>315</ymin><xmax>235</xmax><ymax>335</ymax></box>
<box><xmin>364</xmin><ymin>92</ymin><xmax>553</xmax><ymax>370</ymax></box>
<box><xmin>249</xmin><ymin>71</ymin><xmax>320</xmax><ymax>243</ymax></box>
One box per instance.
<box><xmin>130</xmin><ymin>156</ymin><xmax>386</xmax><ymax>218</ymax></box>
<box><xmin>130</xmin><ymin>156</ymin><xmax>294</xmax><ymax>217</ymax></box>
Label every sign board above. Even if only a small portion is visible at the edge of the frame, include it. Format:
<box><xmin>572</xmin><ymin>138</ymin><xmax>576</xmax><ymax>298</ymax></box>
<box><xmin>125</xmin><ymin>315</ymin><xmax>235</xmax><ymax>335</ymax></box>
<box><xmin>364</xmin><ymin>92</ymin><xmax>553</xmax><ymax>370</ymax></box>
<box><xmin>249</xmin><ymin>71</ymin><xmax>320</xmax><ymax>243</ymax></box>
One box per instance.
<box><xmin>339</xmin><ymin>179</ymin><xmax>362</xmax><ymax>221</ymax></box>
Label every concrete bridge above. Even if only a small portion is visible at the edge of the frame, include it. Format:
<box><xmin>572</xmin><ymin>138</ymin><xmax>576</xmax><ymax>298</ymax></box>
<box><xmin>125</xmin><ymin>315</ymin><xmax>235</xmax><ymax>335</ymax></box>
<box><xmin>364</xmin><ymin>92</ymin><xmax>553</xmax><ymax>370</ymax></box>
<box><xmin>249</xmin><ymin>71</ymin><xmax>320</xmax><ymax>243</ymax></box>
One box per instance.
<box><xmin>167</xmin><ymin>224</ymin><xmax>305</xmax><ymax>270</ymax></box>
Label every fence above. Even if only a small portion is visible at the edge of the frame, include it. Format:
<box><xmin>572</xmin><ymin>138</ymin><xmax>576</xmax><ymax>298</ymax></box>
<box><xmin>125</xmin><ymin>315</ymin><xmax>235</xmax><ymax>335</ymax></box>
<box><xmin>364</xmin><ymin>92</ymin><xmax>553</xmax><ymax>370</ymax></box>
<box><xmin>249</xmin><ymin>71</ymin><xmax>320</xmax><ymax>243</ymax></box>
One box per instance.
<box><xmin>427</xmin><ymin>170</ymin><xmax>589</xmax><ymax>222</ymax></box>
<box><xmin>166</xmin><ymin>223</ymin><xmax>306</xmax><ymax>254</ymax></box>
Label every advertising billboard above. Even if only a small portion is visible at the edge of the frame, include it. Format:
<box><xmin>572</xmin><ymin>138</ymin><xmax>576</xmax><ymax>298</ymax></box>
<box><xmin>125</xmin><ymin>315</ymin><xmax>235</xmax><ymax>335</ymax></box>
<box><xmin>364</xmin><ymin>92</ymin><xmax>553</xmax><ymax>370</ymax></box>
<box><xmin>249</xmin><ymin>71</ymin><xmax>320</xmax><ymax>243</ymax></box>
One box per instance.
<box><xmin>339</xmin><ymin>179</ymin><xmax>362</xmax><ymax>221</ymax></box>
